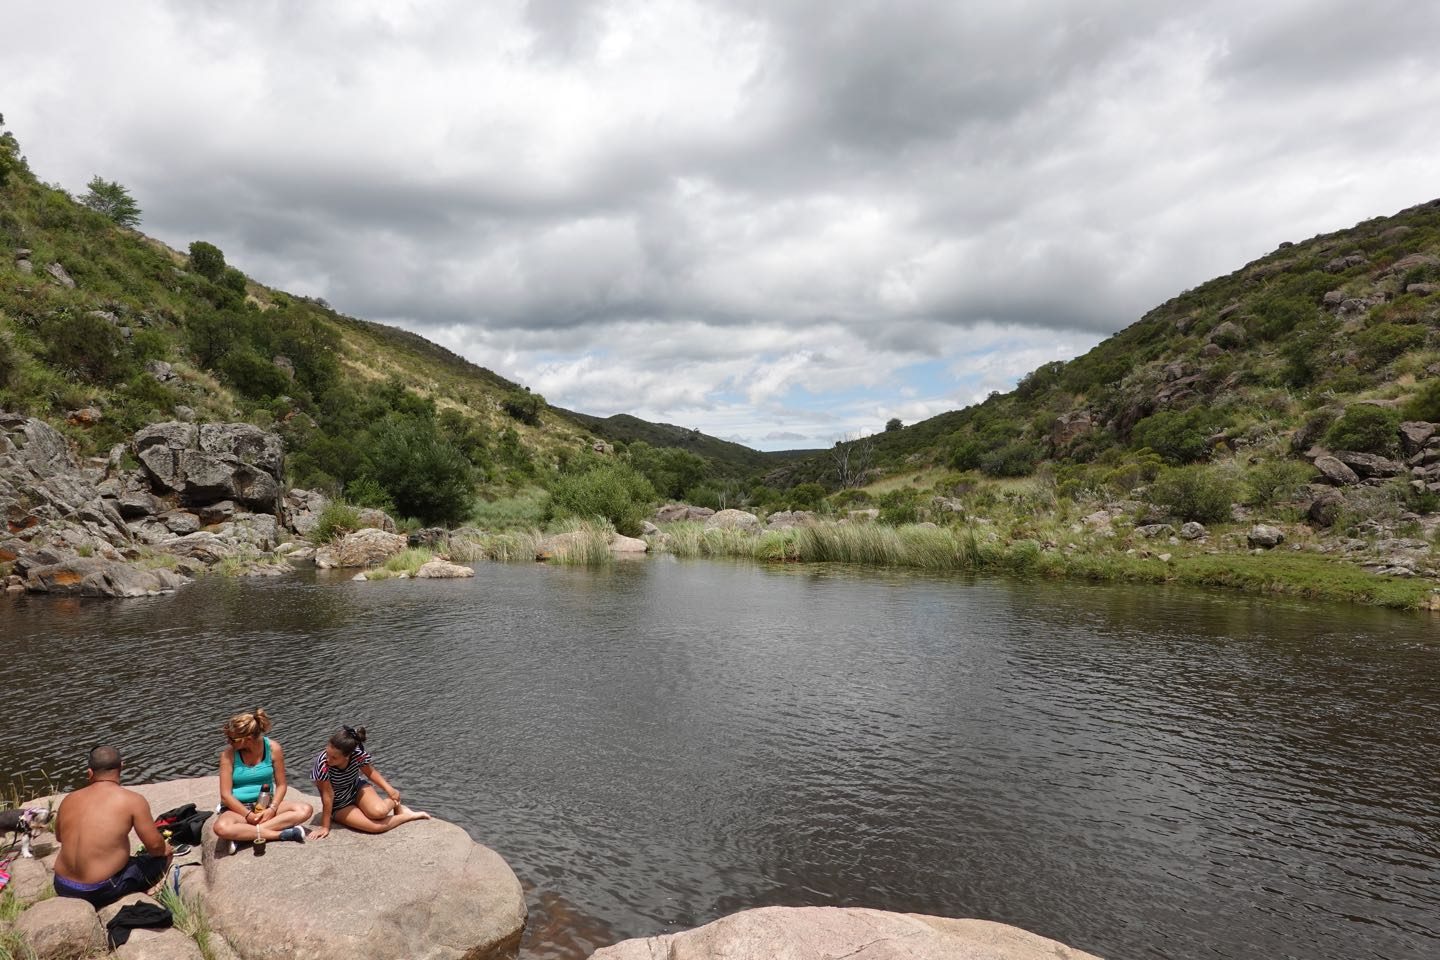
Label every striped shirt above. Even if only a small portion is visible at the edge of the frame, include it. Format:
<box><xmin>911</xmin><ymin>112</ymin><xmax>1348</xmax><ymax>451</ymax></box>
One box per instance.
<box><xmin>310</xmin><ymin>747</ymin><xmax>371</xmax><ymax>808</ymax></box>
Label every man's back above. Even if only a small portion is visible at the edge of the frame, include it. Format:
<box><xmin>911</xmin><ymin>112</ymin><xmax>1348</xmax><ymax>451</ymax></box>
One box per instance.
<box><xmin>54</xmin><ymin>781</ymin><xmax>147</xmax><ymax>884</ymax></box>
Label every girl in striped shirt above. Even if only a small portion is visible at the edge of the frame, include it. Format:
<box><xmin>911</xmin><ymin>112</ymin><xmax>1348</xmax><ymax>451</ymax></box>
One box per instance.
<box><xmin>308</xmin><ymin>725</ymin><xmax>430</xmax><ymax>839</ymax></box>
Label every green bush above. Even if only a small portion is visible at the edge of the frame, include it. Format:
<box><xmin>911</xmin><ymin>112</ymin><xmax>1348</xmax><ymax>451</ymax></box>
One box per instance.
<box><xmin>876</xmin><ymin>488</ymin><xmax>921</xmax><ymax>525</ymax></box>
<box><xmin>1324</xmin><ymin>405</ymin><xmax>1400</xmax><ymax>455</ymax></box>
<box><xmin>1146</xmin><ymin>465</ymin><xmax>1237</xmax><ymax>523</ymax></box>
<box><xmin>40</xmin><ymin>310</ymin><xmax>131</xmax><ymax>383</ymax></box>
<box><xmin>311</xmin><ymin>501</ymin><xmax>363</xmax><ymax>543</ymax></box>
<box><xmin>221</xmin><ymin>266</ymin><xmax>248</xmax><ymax>294</ymax></box>
<box><xmin>1354</xmin><ymin>322</ymin><xmax>1426</xmax><ymax>366</ymax></box>
<box><xmin>0</xmin><ymin>334</ymin><xmax>16</xmax><ymax>388</ymax></box>
<box><xmin>365</xmin><ymin>415</ymin><xmax>476</xmax><ymax>525</ymax></box>
<box><xmin>1402</xmin><ymin>379</ymin><xmax>1440</xmax><ymax>422</ymax></box>
<box><xmin>1244</xmin><ymin>460</ymin><xmax>1313</xmax><ymax>507</ymax></box>
<box><xmin>787</xmin><ymin>482</ymin><xmax>827</xmax><ymax>510</ymax></box>
<box><xmin>545</xmin><ymin>462</ymin><xmax>655</xmax><ymax>536</ymax></box>
<box><xmin>1130</xmin><ymin>407</ymin><xmax>1222</xmax><ymax>464</ymax></box>
<box><xmin>502</xmin><ymin>389</ymin><xmax>545</xmax><ymax>425</ymax></box>
<box><xmin>189</xmin><ymin>241</ymin><xmax>226</xmax><ymax>282</ymax></box>
<box><xmin>979</xmin><ymin>440</ymin><xmax>1040</xmax><ymax>477</ymax></box>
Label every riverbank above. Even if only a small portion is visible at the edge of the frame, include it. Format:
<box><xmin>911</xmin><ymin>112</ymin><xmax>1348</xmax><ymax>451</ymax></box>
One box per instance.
<box><xmin>428</xmin><ymin>513</ymin><xmax>1438</xmax><ymax>611</ymax></box>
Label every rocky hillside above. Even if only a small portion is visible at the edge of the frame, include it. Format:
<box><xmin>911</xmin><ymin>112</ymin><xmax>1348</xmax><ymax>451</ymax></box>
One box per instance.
<box><xmin>0</xmin><ymin>119</ymin><xmax>790</xmax><ymax>524</ymax></box>
<box><xmin>776</xmin><ymin>197</ymin><xmax>1440</xmax><ymax>488</ymax></box>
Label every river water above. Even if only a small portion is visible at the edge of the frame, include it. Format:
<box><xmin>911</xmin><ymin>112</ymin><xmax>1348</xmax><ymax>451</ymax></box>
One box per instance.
<box><xmin>1</xmin><ymin>560</ymin><xmax>1437</xmax><ymax>959</ymax></box>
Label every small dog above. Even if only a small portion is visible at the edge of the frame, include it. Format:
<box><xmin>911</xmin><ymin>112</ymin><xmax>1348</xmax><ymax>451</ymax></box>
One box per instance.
<box><xmin>0</xmin><ymin>805</ymin><xmax>54</xmax><ymax>858</ymax></box>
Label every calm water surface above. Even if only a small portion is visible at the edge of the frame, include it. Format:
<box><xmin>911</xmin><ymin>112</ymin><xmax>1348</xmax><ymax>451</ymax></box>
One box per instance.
<box><xmin>2</xmin><ymin>560</ymin><xmax>1437</xmax><ymax>960</ymax></box>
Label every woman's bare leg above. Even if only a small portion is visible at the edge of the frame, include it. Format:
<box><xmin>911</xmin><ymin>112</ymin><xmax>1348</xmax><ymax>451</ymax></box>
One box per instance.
<box><xmin>333</xmin><ymin>799</ymin><xmax>432</xmax><ymax>835</ymax></box>
<box><xmin>264</xmin><ymin>799</ymin><xmax>313</xmax><ymax>830</ymax></box>
<box><xmin>213</xmin><ymin>810</ymin><xmax>295</xmax><ymax>842</ymax></box>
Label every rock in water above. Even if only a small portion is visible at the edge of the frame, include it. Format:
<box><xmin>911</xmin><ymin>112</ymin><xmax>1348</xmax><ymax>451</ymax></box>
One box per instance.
<box><xmin>591</xmin><ymin>906</ymin><xmax>1101</xmax><ymax>960</ymax></box>
<box><xmin>314</xmin><ymin>529</ymin><xmax>407</xmax><ymax>569</ymax></box>
<box><xmin>415</xmin><ymin>559</ymin><xmax>476</xmax><ymax>578</ymax></box>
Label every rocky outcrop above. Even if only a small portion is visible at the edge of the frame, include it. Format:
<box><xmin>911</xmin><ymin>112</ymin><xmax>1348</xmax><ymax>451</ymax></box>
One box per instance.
<box><xmin>1179</xmin><ymin>522</ymin><xmax>1207</xmax><ymax>540</ymax></box>
<box><xmin>1133</xmin><ymin>523</ymin><xmax>1173</xmax><ymax>539</ymax></box>
<box><xmin>284</xmin><ymin>488</ymin><xmax>329</xmax><ymax>536</ymax></box>
<box><xmin>314</xmin><ymin>529</ymin><xmax>407</xmax><ymax>569</ymax></box>
<box><xmin>133</xmin><ymin>422</ymin><xmax>284</xmax><ymax>514</ymax></box>
<box><xmin>1332</xmin><ymin>450</ymin><xmax>1403</xmax><ymax>479</ymax></box>
<box><xmin>704</xmin><ymin>509</ymin><xmax>762</xmax><ymax>533</ymax></box>
<box><xmin>591</xmin><ymin>906</ymin><xmax>1100</xmax><ymax>960</ymax></box>
<box><xmin>24</xmin><ymin>557</ymin><xmax>190</xmax><ymax>598</ymax></box>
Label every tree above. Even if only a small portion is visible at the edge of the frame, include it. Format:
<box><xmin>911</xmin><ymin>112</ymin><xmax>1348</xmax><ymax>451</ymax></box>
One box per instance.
<box><xmin>830</xmin><ymin>433</ymin><xmax>876</xmax><ymax>489</ymax></box>
<box><xmin>81</xmin><ymin>176</ymin><xmax>142</xmax><ymax>227</ymax></box>
<box><xmin>188</xmin><ymin>241</ymin><xmax>226</xmax><ymax>282</ymax></box>
<box><xmin>885</xmin><ymin>417</ymin><xmax>903</xmax><ymax>432</ymax></box>
<box><xmin>502</xmin><ymin>389</ymin><xmax>545</xmax><ymax>425</ymax></box>
<box><xmin>0</xmin><ymin>114</ymin><xmax>21</xmax><ymax>187</ymax></box>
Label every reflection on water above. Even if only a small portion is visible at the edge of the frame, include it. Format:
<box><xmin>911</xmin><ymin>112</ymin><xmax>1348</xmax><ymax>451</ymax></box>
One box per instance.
<box><xmin>3</xmin><ymin>561</ymin><xmax>1438</xmax><ymax>960</ymax></box>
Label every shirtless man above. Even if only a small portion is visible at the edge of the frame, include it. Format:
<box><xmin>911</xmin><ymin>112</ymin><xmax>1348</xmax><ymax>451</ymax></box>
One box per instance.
<box><xmin>52</xmin><ymin>745</ymin><xmax>172</xmax><ymax>908</ymax></box>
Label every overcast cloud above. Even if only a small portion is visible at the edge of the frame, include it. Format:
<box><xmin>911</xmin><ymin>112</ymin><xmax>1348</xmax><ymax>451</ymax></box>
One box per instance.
<box><xmin>7</xmin><ymin>1</ymin><xmax>1440</xmax><ymax>448</ymax></box>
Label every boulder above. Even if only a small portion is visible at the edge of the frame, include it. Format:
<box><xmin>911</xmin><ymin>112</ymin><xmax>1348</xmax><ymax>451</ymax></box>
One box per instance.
<box><xmin>1207</xmin><ymin>320</ymin><xmax>1246</xmax><ymax>348</ymax></box>
<box><xmin>1333</xmin><ymin>451</ymin><xmax>1403</xmax><ymax>479</ymax></box>
<box><xmin>1312</xmin><ymin>455</ymin><xmax>1360</xmax><ymax>486</ymax></box>
<box><xmin>653</xmin><ymin>504</ymin><xmax>714</xmax><ymax>523</ymax></box>
<box><xmin>1050</xmin><ymin>411</ymin><xmax>1093</xmax><ymax>449</ymax></box>
<box><xmin>14</xmin><ymin>895</ymin><xmax>106</xmax><ymax>959</ymax></box>
<box><xmin>415</xmin><ymin>559</ymin><xmax>475</xmax><ymax>578</ymax></box>
<box><xmin>97</xmin><ymin>893</ymin><xmax>203</xmax><ymax>960</ymax></box>
<box><xmin>161</xmin><ymin>510</ymin><xmax>202</xmax><ymax>535</ymax></box>
<box><xmin>284</xmin><ymin>488</ymin><xmax>329</xmax><ymax>536</ymax></box>
<box><xmin>315</xmin><ymin>529</ymin><xmax>407</xmax><ymax>569</ymax></box>
<box><xmin>1408</xmin><ymin>282</ymin><xmax>1439</xmax><ymax>296</ymax></box>
<box><xmin>25</xmin><ymin>556</ymin><xmax>189</xmax><ymax>598</ymax></box>
<box><xmin>168</xmin><ymin>778</ymin><xmax>524</xmax><ymax>960</ymax></box>
<box><xmin>1399</xmin><ymin>421</ymin><xmax>1437</xmax><ymax>456</ymax></box>
<box><xmin>846</xmin><ymin>508</ymin><xmax>880</xmax><ymax>523</ymax></box>
<box><xmin>1308</xmin><ymin>490</ymin><xmax>1346</xmax><ymax>528</ymax></box>
<box><xmin>1133</xmin><ymin>523</ymin><xmax>1173</xmax><ymax>539</ymax></box>
<box><xmin>704</xmin><ymin>509</ymin><xmax>762</xmax><ymax>533</ymax></box>
<box><xmin>609</xmin><ymin>534</ymin><xmax>648</xmax><ymax>554</ymax></box>
<box><xmin>1247</xmin><ymin>524</ymin><xmax>1285</xmax><ymax>548</ymax></box>
<box><xmin>6</xmin><ymin>855</ymin><xmax>54</xmax><ymax>906</ymax></box>
<box><xmin>591</xmin><ymin>906</ymin><xmax>1100</xmax><ymax>960</ymax></box>
<box><xmin>45</xmin><ymin>261</ymin><xmax>77</xmax><ymax>287</ymax></box>
<box><xmin>356</xmin><ymin>508</ymin><xmax>398</xmax><ymax>534</ymax></box>
<box><xmin>1179</xmin><ymin>521</ymin><xmax>1207</xmax><ymax>540</ymax></box>
<box><xmin>145</xmin><ymin>359</ymin><xmax>175</xmax><ymax>382</ymax></box>
<box><xmin>639</xmin><ymin>520</ymin><xmax>660</xmax><ymax>536</ymax></box>
<box><xmin>766</xmin><ymin>510</ymin><xmax>818</xmax><ymax>530</ymax></box>
<box><xmin>133</xmin><ymin>422</ymin><xmax>284</xmax><ymax>513</ymax></box>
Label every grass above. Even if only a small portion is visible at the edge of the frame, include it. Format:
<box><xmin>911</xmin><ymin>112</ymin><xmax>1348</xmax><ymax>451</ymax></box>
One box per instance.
<box><xmin>648</xmin><ymin>518</ymin><xmax>1438</xmax><ymax>610</ymax></box>
<box><xmin>449</xmin><ymin>528</ymin><xmax>543</xmax><ymax>563</ymax></box>
<box><xmin>382</xmin><ymin>548</ymin><xmax>435</xmax><ymax>575</ymax></box>
<box><xmin>539</xmin><ymin>520</ymin><xmax>614</xmax><ymax>566</ymax></box>
<box><xmin>468</xmin><ymin>488</ymin><xmax>547</xmax><ymax>530</ymax></box>
<box><xmin>157</xmin><ymin>887</ymin><xmax>219</xmax><ymax>960</ymax></box>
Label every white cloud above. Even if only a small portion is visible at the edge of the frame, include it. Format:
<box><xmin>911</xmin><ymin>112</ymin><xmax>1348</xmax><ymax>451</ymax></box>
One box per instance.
<box><xmin>6</xmin><ymin>1</ymin><xmax>1439</xmax><ymax>449</ymax></box>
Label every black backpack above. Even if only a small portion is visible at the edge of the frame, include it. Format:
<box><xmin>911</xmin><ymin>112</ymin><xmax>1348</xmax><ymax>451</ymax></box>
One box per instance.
<box><xmin>153</xmin><ymin>803</ymin><xmax>213</xmax><ymax>845</ymax></box>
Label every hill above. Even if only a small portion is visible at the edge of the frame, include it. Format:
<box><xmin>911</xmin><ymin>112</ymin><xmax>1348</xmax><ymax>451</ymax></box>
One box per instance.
<box><xmin>0</xmin><ymin>118</ymin><xmax>801</xmax><ymax>522</ymax></box>
<box><xmin>773</xmin><ymin>198</ymin><xmax>1440</xmax><ymax>490</ymax></box>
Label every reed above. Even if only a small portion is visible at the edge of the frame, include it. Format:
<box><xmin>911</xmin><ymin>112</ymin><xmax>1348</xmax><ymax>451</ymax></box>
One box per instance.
<box><xmin>541</xmin><ymin>520</ymin><xmax>614</xmax><ymax>566</ymax></box>
<box><xmin>157</xmin><ymin>887</ymin><xmax>219</xmax><ymax>960</ymax></box>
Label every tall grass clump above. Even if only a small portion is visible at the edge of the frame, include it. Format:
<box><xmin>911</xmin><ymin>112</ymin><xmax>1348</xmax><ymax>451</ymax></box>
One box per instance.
<box><xmin>381</xmin><ymin>548</ymin><xmax>436</xmax><ymax>576</ymax></box>
<box><xmin>470</xmin><ymin>489</ymin><xmax>547</xmax><ymax>530</ymax></box>
<box><xmin>311</xmin><ymin>501</ymin><xmax>363</xmax><ymax>543</ymax></box>
<box><xmin>157</xmin><ymin>887</ymin><xmax>219</xmax><ymax>960</ymax></box>
<box><xmin>541</xmin><ymin>519</ymin><xmax>614</xmax><ymax>566</ymax></box>
<box><xmin>449</xmin><ymin>528</ymin><xmax>544</xmax><ymax>563</ymax></box>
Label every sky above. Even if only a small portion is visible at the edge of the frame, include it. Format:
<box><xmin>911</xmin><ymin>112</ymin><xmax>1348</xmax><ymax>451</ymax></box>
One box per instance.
<box><xmin>6</xmin><ymin>1</ymin><xmax>1440</xmax><ymax>450</ymax></box>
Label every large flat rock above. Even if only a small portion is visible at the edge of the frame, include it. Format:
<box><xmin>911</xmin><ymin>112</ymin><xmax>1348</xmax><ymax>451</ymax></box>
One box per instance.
<box><xmin>589</xmin><ymin>906</ymin><xmax>1101</xmax><ymax>960</ymax></box>
<box><xmin>40</xmin><ymin>777</ymin><xmax>525</xmax><ymax>960</ymax></box>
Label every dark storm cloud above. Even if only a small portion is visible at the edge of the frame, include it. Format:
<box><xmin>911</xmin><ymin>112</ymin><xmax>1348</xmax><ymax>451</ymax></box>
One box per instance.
<box><xmin>6</xmin><ymin>1</ymin><xmax>1439</xmax><ymax>443</ymax></box>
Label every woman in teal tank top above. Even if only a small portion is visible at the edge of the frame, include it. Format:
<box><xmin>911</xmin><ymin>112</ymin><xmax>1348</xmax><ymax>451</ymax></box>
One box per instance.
<box><xmin>214</xmin><ymin>708</ymin><xmax>314</xmax><ymax>845</ymax></box>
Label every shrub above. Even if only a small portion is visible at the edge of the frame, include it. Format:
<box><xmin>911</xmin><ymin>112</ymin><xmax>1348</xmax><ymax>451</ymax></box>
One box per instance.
<box><xmin>1402</xmin><ymin>379</ymin><xmax>1440</xmax><ymax>422</ymax></box>
<box><xmin>188</xmin><ymin>241</ymin><xmax>226</xmax><ymax>282</ymax></box>
<box><xmin>1130</xmin><ymin>407</ymin><xmax>1222</xmax><ymax>464</ymax></box>
<box><xmin>1324</xmin><ymin>405</ymin><xmax>1400</xmax><ymax>455</ymax></box>
<box><xmin>546</xmin><ymin>462</ymin><xmax>655</xmax><ymax>536</ymax></box>
<box><xmin>1354</xmin><ymin>322</ymin><xmax>1426</xmax><ymax>366</ymax></box>
<box><xmin>885</xmin><ymin>417</ymin><xmax>903</xmax><ymax>432</ymax></box>
<box><xmin>365</xmin><ymin>415</ymin><xmax>476</xmax><ymax>525</ymax></box>
<box><xmin>40</xmin><ymin>310</ymin><xmax>131</xmax><ymax>383</ymax></box>
<box><xmin>876</xmin><ymin>488</ymin><xmax>921</xmax><ymax>525</ymax></box>
<box><xmin>1244</xmin><ymin>460</ymin><xmax>1313</xmax><ymax>507</ymax></box>
<box><xmin>979</xmin><ymin>440</ymin><xmax>1040</xmax><ymax>477</ymax></box>
<box><xmin>0</xmin><ymin>334</ymin><xmax>16</xmax><ymax>388</ymax></box>
<box><xmin>502</xmin><ymin>389</ymin><xmax>545</xmax><ymax>425</ymax></box>
<box><xmin>345</xmin><ymin>476</ymin><xmax>394</xmax><ymax>512</ymax></box>
<box><xmin>1146</xmin><ymin>465</ymin><xmax>1238</xmax><ymax>523</ymax></box>
<box><xmin>787</xmin><ymin>482</ymin><xmax>827</xmax><ymax>510</ymax></box>
<box><xmin>221</xmin><ymin>266</ymin><xmax>248</xmax><ymax>294</ymax></box>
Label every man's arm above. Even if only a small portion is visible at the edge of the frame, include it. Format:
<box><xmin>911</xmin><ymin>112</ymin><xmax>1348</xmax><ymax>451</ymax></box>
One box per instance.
<box><xmin>131</xmin><ymin>794</ymin><xmax>171</xmax><ymax>858</ymax></box>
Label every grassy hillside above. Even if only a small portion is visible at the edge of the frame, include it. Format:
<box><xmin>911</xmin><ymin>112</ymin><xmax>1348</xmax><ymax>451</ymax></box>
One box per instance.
<box><xmin>0</xmin><ymin>119</ymin><xmax>798</xmax><ymax>522</ymax></box>
<box><xmin>775</xmin><ymin>198</ymin><xmax>1440</xmax><ymax>490</ymax></box>
<box><xmin>560</xmin><ymin>411</ymin><xmax>819</xmax><ymax>475</ymax></box>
